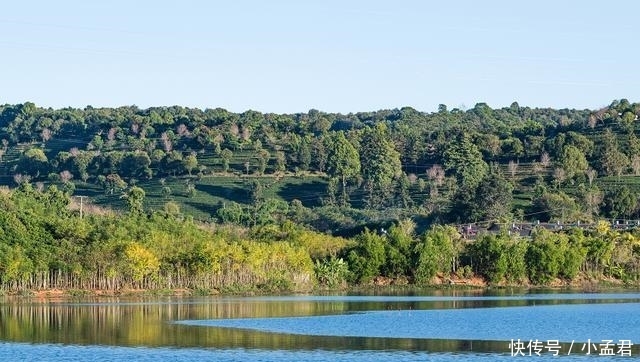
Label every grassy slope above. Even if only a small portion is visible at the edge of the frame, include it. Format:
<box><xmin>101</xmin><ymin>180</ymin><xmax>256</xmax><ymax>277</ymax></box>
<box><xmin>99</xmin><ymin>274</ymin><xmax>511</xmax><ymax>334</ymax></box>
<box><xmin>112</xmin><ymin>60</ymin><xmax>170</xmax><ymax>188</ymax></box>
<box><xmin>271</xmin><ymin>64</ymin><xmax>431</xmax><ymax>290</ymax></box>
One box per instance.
<box><xmin>3</xmin><ymin>132</ymin><xmax>640</xmax><ymax>223</ymax></box>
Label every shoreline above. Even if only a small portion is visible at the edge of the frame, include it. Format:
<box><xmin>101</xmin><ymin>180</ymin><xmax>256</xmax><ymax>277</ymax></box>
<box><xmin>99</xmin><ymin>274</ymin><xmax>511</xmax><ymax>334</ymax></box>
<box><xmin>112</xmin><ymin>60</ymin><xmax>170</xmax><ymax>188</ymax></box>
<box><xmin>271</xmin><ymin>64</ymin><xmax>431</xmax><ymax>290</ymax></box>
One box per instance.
<box><xmin>3</xmin><ymin>281</ymin><xmax>639</xmax><ymax>300</ymax></box>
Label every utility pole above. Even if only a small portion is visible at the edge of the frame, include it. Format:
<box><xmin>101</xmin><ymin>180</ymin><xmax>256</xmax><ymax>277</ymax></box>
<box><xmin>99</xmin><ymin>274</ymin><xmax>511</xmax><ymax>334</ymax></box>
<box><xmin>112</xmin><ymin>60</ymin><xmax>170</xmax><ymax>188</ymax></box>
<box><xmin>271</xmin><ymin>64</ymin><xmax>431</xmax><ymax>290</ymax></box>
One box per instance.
<box><xmin>75</xmin><ymin>196</ymin><xmax>86</xmax><ymax>219</ymax></box>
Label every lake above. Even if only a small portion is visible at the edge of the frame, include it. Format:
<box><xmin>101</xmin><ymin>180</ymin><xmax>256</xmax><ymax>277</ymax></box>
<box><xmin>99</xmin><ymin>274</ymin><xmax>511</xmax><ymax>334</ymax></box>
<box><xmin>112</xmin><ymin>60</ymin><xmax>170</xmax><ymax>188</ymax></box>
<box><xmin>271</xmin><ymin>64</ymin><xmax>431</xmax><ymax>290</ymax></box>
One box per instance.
<box><xmin>1</xmin><ymin>289</ymin><xmax>639</xmax><ymax>361</ymax></box>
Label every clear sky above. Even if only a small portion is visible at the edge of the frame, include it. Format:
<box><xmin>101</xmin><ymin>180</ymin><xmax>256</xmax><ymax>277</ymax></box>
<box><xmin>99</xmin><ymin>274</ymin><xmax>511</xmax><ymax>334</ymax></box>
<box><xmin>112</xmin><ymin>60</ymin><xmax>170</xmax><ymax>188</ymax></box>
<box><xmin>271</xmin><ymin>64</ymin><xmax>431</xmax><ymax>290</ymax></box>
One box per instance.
<box><xmin>0</xmin><ymin>0</ymin><xmax>637</xmax><ymax>113</ymax></box>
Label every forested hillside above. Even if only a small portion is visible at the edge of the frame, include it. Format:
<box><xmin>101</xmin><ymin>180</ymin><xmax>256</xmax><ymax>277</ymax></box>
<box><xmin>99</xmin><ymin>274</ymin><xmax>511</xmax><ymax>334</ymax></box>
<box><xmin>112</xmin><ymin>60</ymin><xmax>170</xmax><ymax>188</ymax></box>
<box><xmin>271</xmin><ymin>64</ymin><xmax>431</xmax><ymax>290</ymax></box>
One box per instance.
<box><xmin>1</xmin><ymin>100</ymin><xmax>639</xmax><ymax>228</ymax></box>
<box><xmin>1</xmin><ymin>99</ymin><xmax>640</xmax><ymax>291</ymax></box>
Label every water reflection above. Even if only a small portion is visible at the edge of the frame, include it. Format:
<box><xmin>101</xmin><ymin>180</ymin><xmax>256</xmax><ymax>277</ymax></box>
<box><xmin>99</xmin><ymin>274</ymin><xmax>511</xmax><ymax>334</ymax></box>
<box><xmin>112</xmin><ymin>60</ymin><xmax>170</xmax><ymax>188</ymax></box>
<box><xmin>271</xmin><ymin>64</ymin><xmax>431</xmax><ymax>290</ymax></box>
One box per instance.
<box><xmin>0</xmin><ymin>292</ymin><xmax>639</xmax><ymax>355</ymax></box>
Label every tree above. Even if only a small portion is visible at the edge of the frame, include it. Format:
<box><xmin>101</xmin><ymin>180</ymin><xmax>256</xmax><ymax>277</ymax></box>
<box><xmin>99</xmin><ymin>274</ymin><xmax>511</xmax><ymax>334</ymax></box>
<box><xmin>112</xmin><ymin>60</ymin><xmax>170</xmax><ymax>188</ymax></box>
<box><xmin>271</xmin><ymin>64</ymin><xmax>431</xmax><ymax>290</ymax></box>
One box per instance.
<box><xmin>477</xmin><ymin>134</ymin><xmax>501</xmax><ymax>158</ymax></box>
<box><xmin>163</xmin><ymin>201</ymin><xmax>181</xmax><ymax>216</ymax></box>
<box><xmin>359</xmin><ymin>124</ymin><xmax>402</xmax><ymax>207</ymax></box>
<box><xmin>120</xmin><ymin>151</ymin><xmax>152</xmax><ymax>180</ymax></box>
<box><xmin>123</xmin><ymin>242</ymin><xmax>159</xmax><ymax>285</ymax></box>
<box><xmin>220</xmin><ymin>148</ymin><xmax>233</xmax><ymax>173</ymax></box>
<box><xmin>468</xmin><ymin>234</ymin><xmax>509</xmax><ymax>284</ymax></box>
<box><xmin>104</xmin><ymin>174</ymin><xmax>127</xmax><ymax>195</ymax></box>
<box><xmin>414</xmin><ymin>225</ymin><xmax>459</xmax><ymax>284</ymax></box>
<box><xmin>426</xmin><ymin>164</ymin><xmax>445</xmax><ymax>186</ymax></box>
<box><xmin>579</xmin><ymin>185</ymin><xmax>603</xmax><ymax>218</ymax></box>
<box><xmin>552</xmin><ymin>167</ymin><xmax>567</xmax><ymax>188</ymax></box>
<box><xmin>526</xmin><ymin>229</ymin><xmax>565</xmax><ymax>284</ymax></box>
<box><xmin>275</xmin><ymin>151</ymin><xmax>286</xmax><ymax>173</ymax></box>
<box><xmin>502</xmin><ymin>137</ymin><xmax>524</xmax><ymax>160</ymax></box>
<box><xmin>471</xmin><ymin>171</ymin><xmax>514</xmax><ymax>221</ymax></box>
<box><xmin>249</xmin><ymin>180</ymin><xmax>264</xmax><ymax>206</ymax></box>
<box><xmin>540</xmin><ymin>152</ymin><xmax>551</xmax><ymax>167</ymax></box>
<box><xmin>61</xmin><ymin>180</ymin><xmax>75</xmax><ymax>195</ymax></box>
<box><xmin>382</xmin><ymin>219</ymin><xmax>416</xmax><ymax>278</ymax></box>
<box><xmin>620</xmin><ymin>111</ymin><xmax>636</xmax><ymax>131</ymax></box>
<box><xmin>559</xmin><ymin>145</ymin><xmax>588</xmax><ymax>181</ymax></box>
<box><xmin>72</xmin><ymin>151</ymin><xmax>95</xmax><ymax>182</ymax></box>
<box><xmin>217</xmin><ymin>201</ymin><xmax>247</xmax><ymax>224</ymax></box>
<box><xmin>125</xmin><ymin>186</ymin><xmax>145</xmax><ymax>214</ymax></box>
<box><xmin>626</xmin><ymin>132</ymin><xmax>640</xmax><ymax>160</ymax></box>
<box><xmin>257</xmin><ymin>149</ymin><xmax>270</xmax><ymax>175</ymax></box>
<box><xmin>312</xmin><ymin>136</ymin><xmax>328</xmax><ymax>172</ymax></box>
<box><xmin>442</xmin><ymin>134</ymin><xmax>488</xmax><ymax>190</ymax></box>
<box><xmin>297</xmin><ymin>136</ymin><xmax>312</xmax><ymax>171</ymax></box>
<box><xmin>163</xmin><ymin>151</ymin><xmax>184</xmax><ymax>176</ymax></box>
<box><xmin>603</xmin><ymin>186</ymin><xmax>637</xmax><ymax>219</ymax></box>
<box><xmin>586</xmin><ymin>168</ymin><xmax>598</xmax><ymax>185</ymax></box>
<box><xmin>395</xmin><ymin>173</ymin><xmax>413</xmax><ymax>208</ymax></box>
<box><xmin>183</xmin><ymin>153</ymin><xmax>198</xmax><ymax>176</ymax></box>
<box><xmin>599</xmin><ymin>129</ymin><xmax>628</xmax><ymax>177</ymax></box>
<box><xmin>186</xmin><ymin>183</ymin><xmax>196</xmax><ymax>198</ymax></box>
<box><xmin>530</xmin><ymin>190</ymin><xmax>581</xmax><ymax>222</ymax></box>
<box><xmin>346</xmin><ymin>229</ymin><xmax>386</xmax><ymax>283</ymax></box>
<box><xmin>326</xmin><ymin>132</ymin><xmax>361</xmax><ymax>206</ymax></box>
<box><xmin>565</xmin><ymin>131</ymin><xmax>594</xmax><ymax>156</ymax></box>
<box><xmin>323</xmin><ymin>177</ymin><xmax>338</xmax><ymax>206</ymax></box>
<box><xmin>17</xmin><ymin>148</ymin><xmax>48</xmax><ymax>178</ymax></box>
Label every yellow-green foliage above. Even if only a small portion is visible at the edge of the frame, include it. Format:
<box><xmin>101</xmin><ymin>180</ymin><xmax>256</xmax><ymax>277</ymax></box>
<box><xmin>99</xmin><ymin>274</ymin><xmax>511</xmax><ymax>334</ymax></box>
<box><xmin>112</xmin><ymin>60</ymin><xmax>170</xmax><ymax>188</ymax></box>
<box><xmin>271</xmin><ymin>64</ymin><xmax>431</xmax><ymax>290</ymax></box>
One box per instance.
<box><xmin>124</xmin><ymin>242</ymin><xmax>160</xmax><ymax>284</ymax></box>
<box><xmin>290</xmin><ymin>229</ymin><xmax>351</xmax><ymax>259</ymax></box>
<box><xmin>0</xmin><ymin>187</ymin><xmax>316</xmax><ymax>292</ymax></box>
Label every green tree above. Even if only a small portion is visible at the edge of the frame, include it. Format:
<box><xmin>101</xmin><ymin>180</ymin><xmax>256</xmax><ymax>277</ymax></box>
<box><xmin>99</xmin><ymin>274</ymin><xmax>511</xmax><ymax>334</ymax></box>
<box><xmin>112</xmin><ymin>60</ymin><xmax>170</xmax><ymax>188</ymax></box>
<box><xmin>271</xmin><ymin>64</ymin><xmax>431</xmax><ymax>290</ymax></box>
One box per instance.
<box><xmin>217</xmin><ymin>201</ymin><xmax>247</xmax><ymax>224</ymax></box>
<box><xmin>626</xmin><ymin>131</ymin><xmax>640</xmax><ymax>160</ymax></box>
<box><xmin>565</xmin><ymin>131</ymin><xmax>594</xmax><ymax>156</ymax></box>
<box><xmin>314</xmin><ymin>257</ymin><xmax>348</xmax><ymax>288</ymax></box>
<box><xmin>603</xmin><ymin>186</ymin><xmax>637</xmax><ymax>219</ymax></box>
<box><xmin>326</xmin><ymin>131</ymin><xmax>361</xmax><ymax>206</ymax></box>
<box><xmin>346</xmin><ymin>229</ymin><xmax>386</xmax><ymax>283</ymax></box>
<box><xmin>312</xmin><ymin>136</ymin><xmax>328</xmax><ymax>172</ymax></box>
<box><xmin>250</xmin><ymin>180</ymin><xmax>264</xmax><ymax>206</ymax></box>
<box><xmin>183</xmin><ymin>153</ymin><xmax>198</xmax><ymax>176</ymax></box>
<box><xmin>17</xmin><ymin>148</ymin><xmax>48</xmax><ymax>178</ymax></box>
<box><xmin>530</xmin><ymin>191</ymin><xmax>581</xmax><ymax>222</ymax></box>
<box><xmin>220</xmin><ymin>148</ymin><xmax>233</xmax><ymax>172</ymax></box>
<box><xmin>125</xmin><ymin>186</ymin><xmax>146</xmax><ymax>214</ymax></box>
<box><xmin>395</xmin><ymin>173</ymin><xmax>413</xmax><ymax>208</ymax></box>
<box><xmin>297</xmin><ymin>136</ymin><xmax>312</xmax><ymax>171</ymax></box>
<box><xmin>442</xmin><ymin>134</ymin><xmax>488</xmax><ymax>190</ymax></box>
<box><xmin>104</xmin><ymin>173</ymin><xmax>127</xmax><ymax>195</ymax></box>
<box><xmin>599</xmin><ymin>129</ymin><xmax>628</xmax><ymax>177</ymax></box>
<box><xmin>72</xmin><ymin>151</ymin><xmax>95</xmax><ymax>182</ymax></box>
<box><xmin>468</xmin><ymin>233</ymin><xmax>524</xmax><ymax>284</ymax></box>
<box><xmin>502</xmin><ymin>136</ymin><xmax>524</xmax><ymax>160</ymax></box>
<box><xmin>559</xmin><ymin>145</ymin><xmax>588</xmax><ymax>180</ymax></box>
<box><xmin>275</xmin><ymin>151</ymin><xmax>286</xmax><ymax>173</ymax></box>
<box><xmin>120</xmin><ymin>151</ymin><xmax>152</xmax><ymax>180</ymax></box>
<box><xmin>323</xmin><ymin>177</ymin><xmax>338</xmax><ymax>206</ymax></box>
<box><xmin>163</xmin><ymin>151</ymin><xmax>184</xmax><ymax>176</ymax></box>
<box><xmin>382</xmin><ymin>220</ymin><xmax>416</xmax><ymax>278</ymax></box>
<box><xmin>257</xmin><ymin>149</ymin><xmax>270</xmax><ymax>175</ymax></box>
<box><xmin>526</xmin><ymin>229</ymin><xmax>566</xmax><ymax>284</ymax></box>
<box><xmin>414</xmin><ymin>225</ymin><xmax>459</xmax><ymax>284</ymax></box>
<box><xmin>471</xmin><ymin>171</ymin><xmax>513</xmax><ymax>221</ymax></box>
<box><xmin>359</xmin><ymin>124</ymin><xmax>402</xmax><ymax>208</ymax></box>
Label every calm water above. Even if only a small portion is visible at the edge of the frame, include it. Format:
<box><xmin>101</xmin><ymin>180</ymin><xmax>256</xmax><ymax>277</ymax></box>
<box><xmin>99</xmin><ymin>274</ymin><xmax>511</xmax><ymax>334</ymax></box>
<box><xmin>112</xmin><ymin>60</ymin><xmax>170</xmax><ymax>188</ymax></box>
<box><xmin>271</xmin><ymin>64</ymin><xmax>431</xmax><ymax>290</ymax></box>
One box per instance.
<box><xmin>1</xmin><ymin>290</ymin><xmax>639</xmax><ymax>361</ymax></box>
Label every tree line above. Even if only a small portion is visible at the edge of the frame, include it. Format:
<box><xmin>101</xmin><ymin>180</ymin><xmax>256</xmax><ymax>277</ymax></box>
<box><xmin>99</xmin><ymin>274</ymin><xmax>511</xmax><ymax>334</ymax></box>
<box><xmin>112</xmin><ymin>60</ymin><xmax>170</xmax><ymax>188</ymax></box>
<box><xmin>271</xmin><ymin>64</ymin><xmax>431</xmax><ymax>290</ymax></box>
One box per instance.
<box><xmin>1</xmin><ymin>99</ymin><xmax>640</xmax><ymax>230</ymax></box>
<box><xmin>1</xmin><ymin>185</ymin><xmax>639</xmax><ymax>293</ymax></box>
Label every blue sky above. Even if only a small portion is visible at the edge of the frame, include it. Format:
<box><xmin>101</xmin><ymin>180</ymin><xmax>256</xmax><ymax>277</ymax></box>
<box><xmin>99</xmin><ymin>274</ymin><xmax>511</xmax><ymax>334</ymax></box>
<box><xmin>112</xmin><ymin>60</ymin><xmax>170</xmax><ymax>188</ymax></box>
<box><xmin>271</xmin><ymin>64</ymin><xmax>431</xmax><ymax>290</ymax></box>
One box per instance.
<box><xmin>0</xmin><ymin>0</ymin><xmax>637</xmax><ymax>113</ymax></box>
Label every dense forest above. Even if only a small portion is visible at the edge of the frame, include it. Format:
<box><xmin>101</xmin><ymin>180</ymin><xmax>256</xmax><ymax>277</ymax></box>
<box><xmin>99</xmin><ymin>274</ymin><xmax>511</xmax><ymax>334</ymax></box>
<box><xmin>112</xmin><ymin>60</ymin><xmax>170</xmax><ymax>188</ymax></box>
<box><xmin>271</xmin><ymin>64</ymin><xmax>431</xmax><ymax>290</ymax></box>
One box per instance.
<box><xmin>1</xmin><ymin>99</ymin><xmax>640</xmax><ymax>292</ymax></box>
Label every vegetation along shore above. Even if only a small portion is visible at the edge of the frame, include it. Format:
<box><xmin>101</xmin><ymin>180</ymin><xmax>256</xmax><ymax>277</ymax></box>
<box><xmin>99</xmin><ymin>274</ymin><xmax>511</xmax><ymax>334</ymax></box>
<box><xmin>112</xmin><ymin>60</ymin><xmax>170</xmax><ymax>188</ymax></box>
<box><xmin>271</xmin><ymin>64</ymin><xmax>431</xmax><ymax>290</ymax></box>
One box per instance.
<box><xmin>1</xmin><ymin>100</ymin><xmax>640</xmax><ymax>294</ymax></box>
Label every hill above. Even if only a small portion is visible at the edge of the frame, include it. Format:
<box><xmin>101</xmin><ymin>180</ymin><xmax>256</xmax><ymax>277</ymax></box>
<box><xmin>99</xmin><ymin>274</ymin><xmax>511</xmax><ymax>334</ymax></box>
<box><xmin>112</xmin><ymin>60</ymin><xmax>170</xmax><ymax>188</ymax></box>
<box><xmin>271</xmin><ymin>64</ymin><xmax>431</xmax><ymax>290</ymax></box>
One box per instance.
<box><xmin>0</xmin><ymin>99</ymin><xmax>639</xmax><ymax>233</ymax></box>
